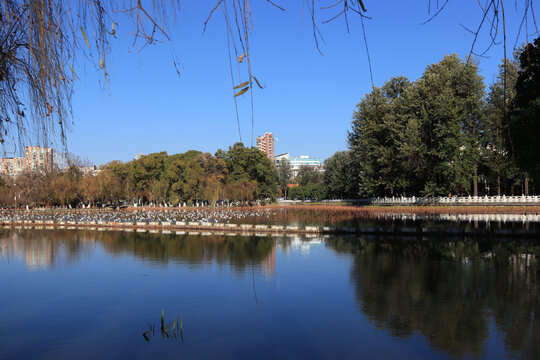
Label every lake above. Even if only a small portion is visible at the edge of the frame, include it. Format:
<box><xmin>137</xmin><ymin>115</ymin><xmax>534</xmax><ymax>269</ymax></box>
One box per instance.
<box><xmin>0</xmin><ymin>226</ymin><xmax>538</xmax><ymax>359</ymax></box>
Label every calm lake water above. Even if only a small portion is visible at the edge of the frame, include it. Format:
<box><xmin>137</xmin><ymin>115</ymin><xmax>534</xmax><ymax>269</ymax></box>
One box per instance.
<box><xmin>0</xmin><ymin>227</ymin><xmax>539</xmax><ymax>359</ymax></box>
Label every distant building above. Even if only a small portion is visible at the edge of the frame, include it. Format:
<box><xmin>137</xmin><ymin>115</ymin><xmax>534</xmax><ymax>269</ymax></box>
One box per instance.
<box><xmin>80</xmin><ymin>165</ymin><xmax>101</xmax><ymax>177</ymax></box>
<box><xmin>0</xmin><ymin>146</ymin><xmax>54</xmax><ymax>178</ymax></box>
<box><xmin>1</xmin><ymin>157</ymin><xmax>25</xmax><ymax>178</ymax></box>
<box><xmin>25</xmin><ymin>146</ymin><xmax>54</xmax><ymax>174</ymax></box>
<box><xmin>256</xmin><ymin>132</ymin><xmax>274</xmax><ymax>161</ymax></box>
<box><xmin>133</xmin><ymin>153</ymin><xmax>144</xmax><ymax>160</ymax></box>
<box><xmin>274</xmin><ymin>153</ymin><xmax>322</xmax><ymax>178</ymax></box>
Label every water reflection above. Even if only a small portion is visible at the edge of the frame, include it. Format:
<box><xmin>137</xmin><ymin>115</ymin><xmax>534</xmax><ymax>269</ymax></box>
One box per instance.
<box><xmin>0</xmin><ymin>229</ymin><xmax>280</xmax><ymax>276</ymax></box>
<box><xmin>327</xmin><ymin>237</ymin><xmax>540</xmax><ymax>359</ymax></box>
<box><xmin>0</xmin><ymin>229</ymin><xmax>94</xmax><ymax>270</ymax></box>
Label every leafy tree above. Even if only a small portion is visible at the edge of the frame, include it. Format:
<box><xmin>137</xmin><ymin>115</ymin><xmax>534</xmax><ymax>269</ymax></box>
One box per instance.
<box><xmin>288</xmin><ymin>183</ymin><xmax>328</xmax><ymax>201</ymax></box>
<box><xmin>485</xmin><ymin>58</ymin><xmax>520</xmax><ymax>195</ymax></box>
<box><xmin>509</xmin><ymin>36</ymin><xmax>540</xmax><ymax>189</ymax></box>
<box><xmin>349</xmin><ymin>76</ymin><xmax>412</xmax><ymax>196</ymax></box>
<box><xmin>150</xmin><ymin>178</ymin><xmax>169</xmax><ymax>205</ymax></box>
<box><xmin>276</xmin><ymin>159</ymin><xmax>293</xmax><ymax>198</ymax></box>
<box><xmin>182</xmin><ymin>158</ymin><xmax>204</xmax><ymax>204</ymax></box>
<box><xmin>411</xmin><ymin>55</ymin><xmax>485</xmax><ymax>196</ymax></box>
<box><xmin>324</xmin><ymin>151</ymin><xmax>358</xmax><ymax>199</ymax></box>
<box><xmin>216</xmin><ymin>143</ymin><xmax>277</xmax><ymax>200</ymax></box>
<box><xmin>295</xmin><ymin>165</ymin><xmax>322</xmax><ymax>187</ymax></box>
<box><xmin>97</xmin><ymin>168</ymin><xmax>125</xmax><ymax>204</ymax></box>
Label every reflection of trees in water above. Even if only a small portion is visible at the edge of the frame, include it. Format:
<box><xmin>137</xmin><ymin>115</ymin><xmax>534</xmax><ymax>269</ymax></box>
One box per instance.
<box><xmin>97</xmin><ymin>231</ymin><xmax>276</xmax><ymax>273</ymax></box>
<box><xmin>0</xmin><ymin>229</ymin><xmax>277</xmax><ymax>274</ymax></box>
<box><xmin>327</xmin><ymin>237</ymin><xmax>540</xmax><ymax>359</ymax></box>
<box><xmin>0</xmin><ymin>229</ymin><xmax>94</xmax><ymax>269</ymax></box>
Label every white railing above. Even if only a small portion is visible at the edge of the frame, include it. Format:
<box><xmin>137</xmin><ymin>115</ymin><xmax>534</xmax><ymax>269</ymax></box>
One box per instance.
<box><xmin>370</xmin><ymin>195</ymin><xmax>540</xmax><ymax>205</ymax></box>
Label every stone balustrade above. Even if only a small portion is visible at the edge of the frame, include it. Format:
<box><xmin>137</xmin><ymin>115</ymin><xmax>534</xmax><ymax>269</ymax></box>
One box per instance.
<box><xmin>371</xmin><ymin>195</ymin><xmax>540</xmax><ymax>205</ymax></box>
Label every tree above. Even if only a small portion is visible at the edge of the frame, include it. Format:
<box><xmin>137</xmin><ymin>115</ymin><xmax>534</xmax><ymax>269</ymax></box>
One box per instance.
<box><xmin>295</xmin><ymin>166</ymin><xmax>322</xmax><ymax>187</ymax></box>
<box><xmin>413</xmin><ymin>55</ymin><xmax>485</xmax><ymax>196</ymax></box>
<box><xmin>16</xmin><ymin>171</ymin><xmax>49</xmax><ymax>206</ymax></box>
<box><xmin>509</xmin><ymin>36</ymin><xmax>540</xmax><ymax>188</ymax></box>
<box><xmin>485</xmin><ymin>58</ymin><xmax>520</xmax><ymax>195</ymax></box>
<box><xmin>348</xmin><ymin>56</ymin><xmax>486</xmax><ymax>197</ymax></box>
<box><xmin>276</xmin><ymin>159</ymin><xmax>292</xmax><ymax>198</ymax></box>
<box><xmin>182</xmin><ymin>158</ymin><xmax>204</xmax><ymax>204</ymax></box>
<box><xmin>349</xmin><ymin>76</ymin><xmax>413</xmax><ymax>196</ymax></box>
<box><xmin>216</xmin><ymin>143</ymin><xmax>277</xmax><ymax>200</ymax></box>
<box><xmin>324</xmin><ymin>151</ymin><xmax>357</xmax><ymax>199</ymax></box>
<box><xmin>50</xmin><ymin>174</ymin><xmax>78</xmax><ymax>206</ymax></box>
<box><xmin>80</xmin><ymin>176</ymin><xmax>100</xmax><ymax>206</ymax></box>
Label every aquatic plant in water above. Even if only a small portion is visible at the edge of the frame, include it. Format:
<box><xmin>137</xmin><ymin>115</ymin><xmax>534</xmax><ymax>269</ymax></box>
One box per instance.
<box><xmin>143</xmin><ymin>309</ymin><xmax>183</xmax><ymax>343</ymax></box>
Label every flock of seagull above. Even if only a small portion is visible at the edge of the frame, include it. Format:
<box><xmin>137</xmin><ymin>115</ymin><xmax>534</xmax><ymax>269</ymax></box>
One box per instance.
<box><xmin>0</xmin><ymin>208</ymin><xmax>282</xmax><ymax>225</ymax></box>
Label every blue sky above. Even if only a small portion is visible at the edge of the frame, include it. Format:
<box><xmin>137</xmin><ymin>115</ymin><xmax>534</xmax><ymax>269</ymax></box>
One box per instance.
<box><xmin>64</xmin><ymin>1</ymin><xmax>536</xmax><ymax>165</ymax></box>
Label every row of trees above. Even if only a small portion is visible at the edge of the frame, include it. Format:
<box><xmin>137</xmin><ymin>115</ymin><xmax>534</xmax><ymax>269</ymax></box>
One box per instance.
<box><xmin>323</xmin><ymin>39</ymin><xmax>540</xmax><ymax>198</ymax></box>
<box><xmin>0</xmin><ymin>143</ymin><xmax>279</xmax><ymax>207</ymax></box>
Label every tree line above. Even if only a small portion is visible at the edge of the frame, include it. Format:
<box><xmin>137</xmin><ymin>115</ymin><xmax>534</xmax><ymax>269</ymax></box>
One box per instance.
<box><xmin>0</xmin><ymin>143</ymin><xmax>279</xmax><ymax>207</ymax></box>
<box><xmin>323</xmin><ymin>38</ymin><xmax>540</xmax><ymax>199</ymax></box>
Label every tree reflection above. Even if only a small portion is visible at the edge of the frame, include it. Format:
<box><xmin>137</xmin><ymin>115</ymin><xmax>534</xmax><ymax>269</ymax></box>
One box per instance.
<box><xmin>0</xmin><ymin>228</ymin><xmax>92</xmax><ymax>269</ymax></box>
<box><xmin>327</xmin><ymin>237</ymin><xmax>540</xmax><ymax>359</ymax></box>
<box><xmin>0</xmin><ymin>229</ymin><xmax>277</xmax><ymax>275</ymax></box>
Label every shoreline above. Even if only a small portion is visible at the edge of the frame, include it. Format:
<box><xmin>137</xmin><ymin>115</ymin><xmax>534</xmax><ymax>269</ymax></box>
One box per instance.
<box><xmin>263</xmin><ymin>204</ymin><xmax>540</xmax><ymax>215</ymax></box>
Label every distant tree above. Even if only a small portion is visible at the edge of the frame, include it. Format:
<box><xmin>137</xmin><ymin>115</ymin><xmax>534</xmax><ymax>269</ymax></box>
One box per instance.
<box><xmin>164</xmin><ymin>156</ymin><xmax>186</xmax><ymax>204</ymax></box>
<box><xmin>182</xmin><ymin>158</ymin><xmax>204</xmax><ymax>204</ymax></box>
<box><xmin>295</xmin><ymin>166</ymin><xmax>322</xmax><ymax>187</ymax></box>
<box><xmin>127</xmin><ymin>152</ymin><xmax>168</xmax><ymax>201</ymax></box>
<box><xmin>288</xmin><ymin>183</ymin><xmax>327</xmax><ymax>201</ymax></box>
<box><xmin>97</xmin><ymin>169</ymin><xmax>124</xmax><ymax>204</ymax></box>
<box><xmin>150</xmin><ymin>178</ymin><xmax>169</xmax><ymax>205</ymax></box>
<box><xmin>216</xmin><ymin>143</ymin><xmax>277</xmax><ymax>200</ymax></box>
<box><xmin>80</xmin><ymin>176</ymin><xmax>100</xmax><ymax>206</ymax></box>
<box><xmin>276</xmin><ymin>159</ymin><xmax>293</xmax><ymax>198</ymax></box>
<box><xmin>50</xmin><ymin>175</ymin><xmax>78</xmax><ymax>206</ymax></box>
<box><xmin>16</xmin><ymin>172</ymin><xmax>49</xmax><ymax>206</ymax></box>
<box><xmin>324</xmin><ymin>151</ymin><xmax>357</xmax><ymax>199</ymax></box>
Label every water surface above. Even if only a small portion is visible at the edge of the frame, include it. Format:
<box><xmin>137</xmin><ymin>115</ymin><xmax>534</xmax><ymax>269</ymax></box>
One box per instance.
<box><xmin>0</xmin><ymin>228</ymin><xmax>538</xmax><ymax>359</ymax></box>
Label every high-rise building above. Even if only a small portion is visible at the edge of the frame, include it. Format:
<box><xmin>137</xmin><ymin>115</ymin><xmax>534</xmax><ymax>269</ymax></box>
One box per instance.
<box><xmin>0</xmin><ymin>146</ymin><xmax>54</xmax><ymax>178</ymax></box>
<box><xmin>256</xmin><ymin>132</ymin><xmax>274</xmax><ymax>161</ymax></box>
<box><xmin>24</xmin><ymin>146</ymin><xmax>54</xmax><ymax>174</ymax></box>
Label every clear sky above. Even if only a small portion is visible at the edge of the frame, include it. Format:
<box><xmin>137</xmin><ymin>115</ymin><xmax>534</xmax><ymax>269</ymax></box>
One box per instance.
<box><xmin>63</xmin><ymin>0</ymin><xmax>537</xmax><ymax>165</ymax></box>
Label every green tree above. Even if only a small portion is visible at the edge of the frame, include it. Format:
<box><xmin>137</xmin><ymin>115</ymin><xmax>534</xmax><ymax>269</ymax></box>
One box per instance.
<box><xmin>509</xmin><ymin>36</ymin><xmax>540</xmax><ymax>189</ymax></box>
<box><xmin>485</xmin><ymin>59</ymin><xmax>520</xmax><ymax>195</ymax></box>
<box><xmin>216</xmin><ymin>143</ymin><xmax>277</xmax><ymax>200</ymax></box>
<box><xmin>182</xmin><ymin>158</ymin><xmax>204</xmax><ymax>204</ymax></box>
<box><xmin>276</xmin><ymin>159</ymin><xmax>293</xmax><ymax>198</ymax></box>
<box><xmin>412</xmin><ymin>55</ymin><xmax>485</xmax><ymax>196</ymax></box>
<box><xmin>349</xmin><ymin>76</ymin><xmax>412</xmax><ymax>196</ymax></box>
<box><xmin>295</xmin><ymin>165</ymin><xmax>322</xmax><ymax>187</ymax></box>
<box><xmin>324</xmin><ymin>151</ymin><xmax>358</xmax><ymax>199</ymax></box>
